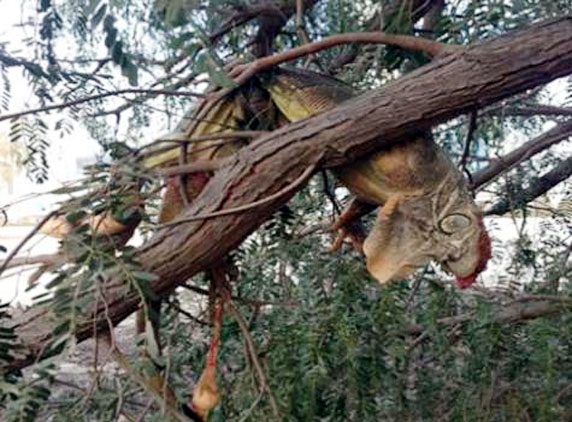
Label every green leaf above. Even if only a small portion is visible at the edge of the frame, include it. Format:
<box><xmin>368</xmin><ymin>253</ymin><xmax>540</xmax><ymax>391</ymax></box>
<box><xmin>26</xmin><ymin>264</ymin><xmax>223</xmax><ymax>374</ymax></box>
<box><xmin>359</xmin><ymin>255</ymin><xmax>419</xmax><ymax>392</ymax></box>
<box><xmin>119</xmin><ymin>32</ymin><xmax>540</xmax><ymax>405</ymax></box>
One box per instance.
<box><xmin>132</xmin><ymin>271</ymin><xmax>159</xmax><ymax>301</ymax></box>
<box><xmin>195</xmin><ymin>51</ymin><xmax>235</xmax><ymax>89</ymax></box>
<box><xmin>103</xmin><ymin>13</ymin><xmax>114</xmax><ymax>32</ymax></box>
<box><xmin>91</xmin><ymin>3</ymin><xmax>107</xmax><ymax>28</ymax></box>
<box><xmin>104</xmin><ymin>27</ymin><xmax>117</xmax><ymax>48</ymax></box>
<box><xmin>65</xmin><ymin>210</ymin><xmax>86</xmax><ymax>224</ymax></box>
<box><xmin>52</xmin><ymin>319</ymin><xmax>71</xmax><ymax>337</ymax></box>
<box><xmin>169</xmin><ymin>32</ymin><xmax>196</xmax><ymax>49</ymax></box>
<box><xmin>39</xmin><ymin>0</ymin><xmax>51</xmax><ymax>12</ymax></box>
<box><xmin>103</xmin><ymin>14</ymin><xmax>117</xmax><ymax>48</ymax></box>
<box><xmin>121</xmin><ymin>60</ymin><xmax>138</xmax><ymax>86</ymax></box>
<box><xmin>133</xmin><ymin>271</ymin><xmax>158</xmax><ymax>282</ymax></box>
<box><xmin>50</xmin><ymin>185</ymin><xmax>86</xmax><ymax>195</ymax></box>
<box><xmin>0</xmin><ymin>381</ymin><xmax>20</xmax><ymax>396</ymax></box>
<box><xmin>111</xmin><ymin>40</ymin><xmax>123</xmax><ymax>64</ymax></box>
<box><xmin>86</xmin><ymin>0</ymin><xmax>100</xmax><ymax>15</ymax></box>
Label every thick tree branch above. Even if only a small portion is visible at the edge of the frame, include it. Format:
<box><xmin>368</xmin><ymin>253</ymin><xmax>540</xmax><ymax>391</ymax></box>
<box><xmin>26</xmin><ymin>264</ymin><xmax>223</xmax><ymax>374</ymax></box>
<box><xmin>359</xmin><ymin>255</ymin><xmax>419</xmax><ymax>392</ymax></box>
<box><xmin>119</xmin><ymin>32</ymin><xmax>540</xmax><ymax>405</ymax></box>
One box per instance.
<box><xmin>406</xmin><ymin>300</ymin><xmax>569</xmax><ymax>336</ymax></box>
<box><xmin>485</xmin><ymin>156</ymin><xmax>572</xmax><ymax>216</ymax></box>
<box><xmin>503</xmin><ymin>105</ymin><xmax>572</xmax><ymax>117</ymax></box>
<box><xmin>6</xmin><ymin>18</ymin><xmax>572</xmax><ymax>372</ymax></box>
<box><xmin>471</xmin><ymin>119</ymin><xmax>572</xmax><ymax>189</ymax></box>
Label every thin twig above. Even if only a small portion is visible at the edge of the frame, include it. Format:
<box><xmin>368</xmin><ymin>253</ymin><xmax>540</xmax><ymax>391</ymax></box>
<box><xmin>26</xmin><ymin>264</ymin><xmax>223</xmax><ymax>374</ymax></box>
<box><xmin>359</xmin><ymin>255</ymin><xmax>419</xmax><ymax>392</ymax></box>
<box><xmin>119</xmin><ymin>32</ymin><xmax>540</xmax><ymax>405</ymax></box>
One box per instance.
<box><xmin>237</xmin><ymin>392</ymin><xmax>264</xmax><ymax>422</ymax></box>
<box><xmin>133</xmin><ymin>399</ymin><xmax>155</xmax><ymax>422</ymax></box>
<box><xmin>227</xmin><ymin>302</ymin><xmax>280</xmax><ymax>419</ymax></box>
<box><xmin>155</xmin><ymin>159</ymin><xmax>225</xmax><ymax>177</ymax></box>
<box><xmin>406</xmin><ymin>300</ymin><xmax>569</xmax><ymax>336</ymax></box>
<box><xmin>485</xmin><ymin>156</ymin><xmax>572</xmax><ymax>216</ymax></box>
<box><xmin>99</xmin><ymin>334</ymin><xmax>193</xmax><ymax>422</ymax></box>
<box><xmin>492</xmin><ymin>105</ymin><xmax>572</xmax><ymax>118</ymax></box>
<box><xmin>142</xmin><ymin>130</ymin><xmax>267</xmax><ymax>152</ymax></box>
<box><xmin>320</xmin><ymin>170</ymin><xmax>341</xmax><ymax>216</ymax></box>
<box><xmin>458</xmin><ymin>110</ymin><xmax>477</xmax><ymax>169</ymax></box>
<box><xmin>0</xmin><ymin>253</ymin><xmax>63</xmax><ymax>271</ymax></box>
<box><xmin>181</xmin><ymin>283</ymin><xmax>299</xmax><ymax>308</ymax></box>
<box><xmin>0</xmin><ymin>212</ymin><xmax>56</xmax><ymax>277</ymax></box>
<box><xmin>228</xmin><ymin>31</ymin><xmax>456</xmax><ymax>87</ymax></box>
<box><xmin>169</xmin><ymin>301</ymin><xmax>209</xmax><ymax>326</ymax></box>
<box><xmin>98</xmin><ymin>66</ymin><xmax>200</xmax><ymax>117</ymax></box>
<box><xmin>472</xmin><ymin>119</ymin><xmax>572</xmax><ymax>189</ymax></box>
<box><xmin>296</xmin><ymin>0</ymin><xmax>311</xmax><ymax>46</ymax></box>
<box><xmin>0</xmin><ymin>89</ymin><xmax>204</xmax><ymax>122</ymax></box>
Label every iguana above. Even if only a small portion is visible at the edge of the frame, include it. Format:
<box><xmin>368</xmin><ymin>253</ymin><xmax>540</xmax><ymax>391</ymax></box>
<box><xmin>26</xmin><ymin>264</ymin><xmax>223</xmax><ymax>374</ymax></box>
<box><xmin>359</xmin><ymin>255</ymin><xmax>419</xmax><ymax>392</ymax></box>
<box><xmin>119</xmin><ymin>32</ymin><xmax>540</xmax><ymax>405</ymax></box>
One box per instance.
<box><xmin>40</xmin><ymin>67</ymin><xmax>491</xmax><ymax>419</ymax></box>
<box><xmin>141</xmin><ymin>67</ymin><xmax>491</xmax><ymax>288</ymax></box>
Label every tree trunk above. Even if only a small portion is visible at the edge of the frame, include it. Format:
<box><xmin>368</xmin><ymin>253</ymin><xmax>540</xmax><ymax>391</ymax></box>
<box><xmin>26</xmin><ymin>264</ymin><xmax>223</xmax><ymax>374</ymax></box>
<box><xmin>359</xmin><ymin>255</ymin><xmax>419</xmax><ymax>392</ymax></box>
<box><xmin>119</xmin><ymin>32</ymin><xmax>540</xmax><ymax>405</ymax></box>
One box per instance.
<box><xmin>7</xmin><ymin>17</ymin><xmax>572</xmax><ymax>372</ymax></box>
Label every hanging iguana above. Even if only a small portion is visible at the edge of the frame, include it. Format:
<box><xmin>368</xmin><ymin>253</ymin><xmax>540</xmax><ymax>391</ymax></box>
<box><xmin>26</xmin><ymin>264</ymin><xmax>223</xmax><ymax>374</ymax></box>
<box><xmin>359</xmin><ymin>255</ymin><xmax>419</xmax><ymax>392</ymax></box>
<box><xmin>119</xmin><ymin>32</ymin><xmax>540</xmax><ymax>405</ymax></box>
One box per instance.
<box><xmin>141</xmin><ymin>67</ymin><xmax>491</xmax><ymax>288</ymax></box>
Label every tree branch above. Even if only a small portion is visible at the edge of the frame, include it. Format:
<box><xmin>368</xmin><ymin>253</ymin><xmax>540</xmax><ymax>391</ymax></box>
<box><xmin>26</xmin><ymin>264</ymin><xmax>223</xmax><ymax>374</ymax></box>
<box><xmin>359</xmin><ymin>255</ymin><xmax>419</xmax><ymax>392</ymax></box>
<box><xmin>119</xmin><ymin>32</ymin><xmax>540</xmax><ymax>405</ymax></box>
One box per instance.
<box><xmin>229</xmin><ymin>31</ymin><xmax>454</xmax><ymax>87</ymax></box>
<box><xmin>159</xmin><ymin>164</ymin><xmax>316</xmax><ymax>227</ymax></box>
<box><xmin>155</xmin><ymin>160</ymin><xmax>225</xmax><ymax>177</ymax></box>
<box><xmin>485</xmin><ymin>156</ymin><xmax>572</xmax><ymax>216</ymax></box>
<box><xmin>500</xmin><ymin>105</ymin><xmax>572</xmax><ymax>118</ymax></box>
<box><xmin>0</xmin><ymin>212</ymin><xmax>56</xmax><ymax>277</ymax></box>
<box><xmin>327</xmin><ymin>0</ymin><xmax>442</xmax><ymax>72</ymax></box>
<box><xmin>0</xmin><ymin>253</ymin><xmax>63</xmax><ymax>271</ymax></box>
<box><xmin>227</xmin><ymin>303</ymin><xmax>280</xmax><ymax>418</ymax></box>
<box><xmin>406</xmin><ymin>300</ymin><xmax>569</xmax><ymax>336</ymax></box>
<box><xmin>471</xmin><ymin>119</ymin><xmax>572</xmax><ymax>189</ymax></box>
<box><xmin>458</xmin><ymin>110</ymin><xmax>478</xmax><ymax>170</ymax></box>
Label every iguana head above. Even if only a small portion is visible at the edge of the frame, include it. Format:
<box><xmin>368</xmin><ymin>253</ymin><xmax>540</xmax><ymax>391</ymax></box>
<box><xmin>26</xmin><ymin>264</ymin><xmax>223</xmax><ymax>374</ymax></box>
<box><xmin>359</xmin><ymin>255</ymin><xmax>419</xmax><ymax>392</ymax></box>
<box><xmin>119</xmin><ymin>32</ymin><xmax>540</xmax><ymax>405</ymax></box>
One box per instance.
<box><xmin>439</xmin><ymin>213</ymin><xmax>491</xmax><ymax>288</ymax></box>
<box><xmin>363</xmin><ymin>176</ymin><xmax>491</xmax><ymax>289</ymax></box>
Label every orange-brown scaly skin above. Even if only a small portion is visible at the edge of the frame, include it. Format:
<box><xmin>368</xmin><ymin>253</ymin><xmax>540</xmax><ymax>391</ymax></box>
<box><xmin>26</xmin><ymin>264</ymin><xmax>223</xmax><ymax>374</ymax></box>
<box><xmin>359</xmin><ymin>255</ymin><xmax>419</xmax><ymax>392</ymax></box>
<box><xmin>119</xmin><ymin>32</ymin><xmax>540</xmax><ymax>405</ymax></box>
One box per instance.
<box><xmin>38</xmin><ymin>67</ymin><xmax>492</xmax><ymax>421</ymax></box>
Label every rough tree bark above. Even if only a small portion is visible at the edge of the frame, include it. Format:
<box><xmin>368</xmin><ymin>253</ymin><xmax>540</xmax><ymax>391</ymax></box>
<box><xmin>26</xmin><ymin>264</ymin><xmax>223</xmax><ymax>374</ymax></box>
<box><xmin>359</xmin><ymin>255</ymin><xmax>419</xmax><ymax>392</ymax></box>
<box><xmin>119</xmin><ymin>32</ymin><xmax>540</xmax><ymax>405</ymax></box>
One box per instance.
<box><xmin>7</xmin><ymin>18</ymin><xmax>572</xmax><ymax>372</ymax></box>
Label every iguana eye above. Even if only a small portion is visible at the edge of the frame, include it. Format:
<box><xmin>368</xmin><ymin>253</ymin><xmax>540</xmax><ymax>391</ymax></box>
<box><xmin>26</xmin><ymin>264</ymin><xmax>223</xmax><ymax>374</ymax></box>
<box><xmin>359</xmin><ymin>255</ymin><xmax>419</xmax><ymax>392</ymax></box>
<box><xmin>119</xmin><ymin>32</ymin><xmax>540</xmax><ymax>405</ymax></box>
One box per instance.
<box><xmin>439</xmin><ymin>213</ymin><xmax>471</xmax><ymax>235</ymax></box>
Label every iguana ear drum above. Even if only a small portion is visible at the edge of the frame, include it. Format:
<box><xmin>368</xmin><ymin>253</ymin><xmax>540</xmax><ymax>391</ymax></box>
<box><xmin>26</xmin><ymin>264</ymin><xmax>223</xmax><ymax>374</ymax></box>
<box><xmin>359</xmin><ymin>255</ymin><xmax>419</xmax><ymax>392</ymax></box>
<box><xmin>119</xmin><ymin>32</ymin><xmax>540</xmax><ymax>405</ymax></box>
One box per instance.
<box><xmin>438</xmin><ymin>213</ymin><xmax>471</xmax><ymax>235</ymax></box>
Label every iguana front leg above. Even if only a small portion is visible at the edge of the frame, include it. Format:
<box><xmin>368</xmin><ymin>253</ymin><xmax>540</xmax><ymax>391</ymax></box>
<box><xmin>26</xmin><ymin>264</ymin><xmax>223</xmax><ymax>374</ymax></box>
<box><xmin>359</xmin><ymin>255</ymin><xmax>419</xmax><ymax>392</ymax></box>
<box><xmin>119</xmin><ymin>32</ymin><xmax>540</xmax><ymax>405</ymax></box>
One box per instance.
<box><xmin>377</xmin><ymin>194</ymin><xmax>402</xmax><ymax>220</ymax></box>
<box><xmin>330</xmin><ymin>198</ymin><xmax>375</xmax><ymax>252</ymax></box>
<box><xmin>330</xmin><ymin>194</ymin><xmax>404</xmax><ymax>253</ymax></box>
